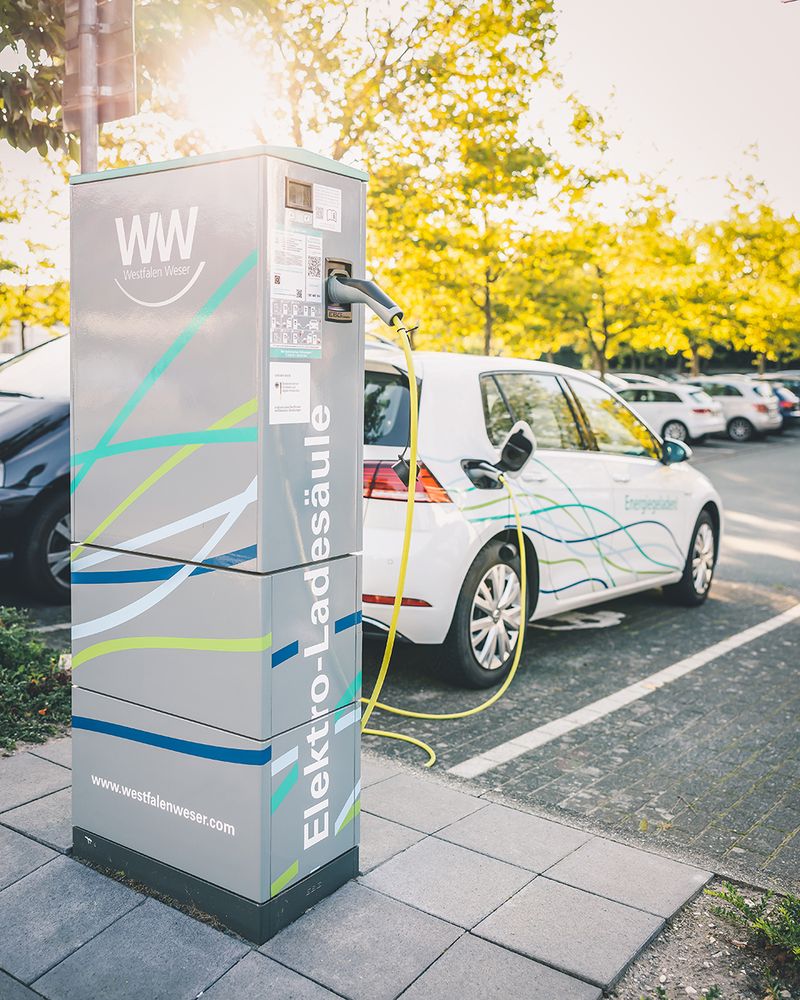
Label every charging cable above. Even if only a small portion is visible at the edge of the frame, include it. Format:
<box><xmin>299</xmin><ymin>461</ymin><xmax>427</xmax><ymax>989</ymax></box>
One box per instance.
<box><xmin>359</xmin><ymin>318</ymin><xmax>528</xmax><ymax>768</ymax></box>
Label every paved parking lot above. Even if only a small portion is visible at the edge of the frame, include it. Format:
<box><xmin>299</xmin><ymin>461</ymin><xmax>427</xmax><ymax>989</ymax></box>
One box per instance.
<box><xmin>4</xmin><ymin>431</ymin><xmax>798</xmax><ymax>895</ymax></box>
<box><xmin>360</xmin><ymin>432</ymin><xmax>800</xmax><ymax>891</ymax></box>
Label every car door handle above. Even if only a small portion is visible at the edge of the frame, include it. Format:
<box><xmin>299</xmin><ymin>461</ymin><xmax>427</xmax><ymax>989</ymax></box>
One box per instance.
<box><xmin>611</xmin><ymin>473</ymin><xmax>631</xmax><ymax>483</ymax></box>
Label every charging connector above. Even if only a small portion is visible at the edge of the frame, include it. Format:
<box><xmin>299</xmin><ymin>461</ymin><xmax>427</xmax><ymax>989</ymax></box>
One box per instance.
<box><xmin>326</xmin><ymin>273</ymin><xmax>403</xmax><ymax>327</ymax></box>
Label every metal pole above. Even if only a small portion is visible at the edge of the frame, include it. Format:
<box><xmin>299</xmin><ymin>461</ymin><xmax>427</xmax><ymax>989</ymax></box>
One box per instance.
<box><xmin>78</xmin><ymin>0</ymin><xmax>99</xmax><ymax>173</ymax></box>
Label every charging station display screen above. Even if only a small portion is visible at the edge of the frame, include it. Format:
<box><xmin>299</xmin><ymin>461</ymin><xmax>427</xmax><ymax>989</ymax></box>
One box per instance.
<box><xmin>286</xmin><ymin>178</ymin><xmax>313</xmax><ymax>212</ymax></box>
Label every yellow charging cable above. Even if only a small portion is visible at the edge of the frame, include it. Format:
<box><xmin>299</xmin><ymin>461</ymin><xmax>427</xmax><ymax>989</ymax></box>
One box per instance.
<box><xmin>360</xmin><ymin>316</ymin><xmax>528</xmax><ymax>767</ymax></box>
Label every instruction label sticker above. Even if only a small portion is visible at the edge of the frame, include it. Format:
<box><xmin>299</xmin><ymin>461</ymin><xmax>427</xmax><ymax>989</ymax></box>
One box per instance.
<box><xmin>269</xmin><ymin>362</ymin><xmax>310</xmax><ymax>424</ymax></box>
<box><xmin>270</xmin><ymin>229</ymin><xmax>306</xmax><ymax>300</ymax></box>
<box><xmin>313</xmin><ymin>184</ymin><xmax>342</xmax><ymax>232</ymax></box>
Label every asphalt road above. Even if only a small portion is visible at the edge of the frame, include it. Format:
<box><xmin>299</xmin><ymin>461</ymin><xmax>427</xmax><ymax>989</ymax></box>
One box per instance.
<box><xmin>3</xmin><ymin>429</ymin><xmax>799</xmax><ymax>890</ymax></box>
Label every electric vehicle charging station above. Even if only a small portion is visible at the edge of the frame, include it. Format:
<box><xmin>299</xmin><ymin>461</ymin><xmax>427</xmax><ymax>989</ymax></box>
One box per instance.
<box><xmin>69</xmin><ymin>147</ymin><xmax>369</xmax><ymax>943</ymax></box>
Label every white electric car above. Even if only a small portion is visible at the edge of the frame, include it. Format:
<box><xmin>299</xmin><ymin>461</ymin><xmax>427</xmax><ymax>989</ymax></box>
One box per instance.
<box><xmin>617</xmin><ymin>382</ymin><xmax>725</xmax><ymax>442</ymax></box>
<box><xmin>363</xmin><ymin>348</ymin><xmax>723</xmax><ymax>687</ymax></box>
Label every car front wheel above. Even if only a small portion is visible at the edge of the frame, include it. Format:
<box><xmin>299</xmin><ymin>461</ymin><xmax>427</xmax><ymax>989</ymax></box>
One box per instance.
<box><xmin>22</xmin><ymin>493</ymin><xmax>72</xmax><ymax>604</ymax></box>
<box><xmin>443</xmin><ymin>539</ymin><xmax>530</xmax><ymax>688</ymax></box>
<box><xmin>663</xmin><ymin>511</ymin><xmax>716</xmax><ymax>607</ymax></box>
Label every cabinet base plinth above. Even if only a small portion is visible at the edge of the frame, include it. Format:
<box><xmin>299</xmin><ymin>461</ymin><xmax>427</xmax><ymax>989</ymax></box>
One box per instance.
<box><xmin>73</xmin><ymin>826</ymin><xmax>358</xmax><ymax>944</ymax></box>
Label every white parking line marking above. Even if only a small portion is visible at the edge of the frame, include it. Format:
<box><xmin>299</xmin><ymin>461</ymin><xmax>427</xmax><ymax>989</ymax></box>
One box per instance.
<box><xmin>449</xmin><ymin>602</ymin><xmax>800</xmax><ymax>780</ymax></box>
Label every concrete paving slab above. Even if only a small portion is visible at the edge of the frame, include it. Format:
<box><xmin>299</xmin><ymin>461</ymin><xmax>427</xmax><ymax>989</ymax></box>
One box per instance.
<box><xmin>399</xmin><ymin>933</ymin><xmax>602</xmax><ymax>1000</ymax></box>
<box><xmin>33</xmin><ymin>898</ymin><xmax>249</xmax><ymax>1000</ymax></box>
<box><xmin>0</xmin><ymin>824</ymin><xmax>57</xmax><ymax>891</ymax></box>
<box><xmin>0</xmin><ymin>753</ymin><xmax>71</xmax><ymax>813</ymax></box>
<box><xmin>436</xmin><ymin>803</ymin><xmax>591</xmax><ymax>872</ymax></box>
<box><xmin>358</xmin><ymin>812</ymin><xmax>424</xmax><ymax>874</ymax></box>
<box><xmin>362</xmin><ymin>772</ymin><xmax>486</xmax><ymax>834</ymax></box>
<box><xmin>474</xmin><ymin>877</ymin><xmax>663</xmax><ymax>989</ymax></box>
<box><xmin>0</xmin><ymin>856</ymin><xmax>142</xmax><ymax>985</ymax></box>
<box><xmin>261</xmin><ymin>882</ymin><xmax>461</xmax><ymax>1000</ymax></box>
<box><xmin>27</xmin><ymin>738</ymin><xmax>72</xmax><ymax>770</ymax></box>
<box><xmin>360</xmin><ymin>754</ymin><xmax>401</xmax><ymax>788</ymax></box>
<box><xmin>546</xmin><ymin>837</ymin><xmax>711</xmax><ymax>918</ymax></box>
<box><xmin>1</xmin><ymin>789</ymin><xmax>72</xmax><ymax>853</ymax></box>
<box><xmin>202</xmin><ymin>951</ymin><xmax>339</xmax><ymax>999</ymax></box>
<box><xmin>0</xmin><ymin>970</ymin><xmax>41</xmax><ymax>1000</ymax></box>
<box><xmin>360</xmin><ymin>837</ymin><xmax>532</xmax><ymax>929</ymax></box>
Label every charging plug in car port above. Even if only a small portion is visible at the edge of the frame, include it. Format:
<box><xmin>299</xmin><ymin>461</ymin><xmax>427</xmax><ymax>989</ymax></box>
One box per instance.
<box><xmin>325</xmin><ymin>259</ymin><xmax>352</xmax><ymax>322</ymax></box>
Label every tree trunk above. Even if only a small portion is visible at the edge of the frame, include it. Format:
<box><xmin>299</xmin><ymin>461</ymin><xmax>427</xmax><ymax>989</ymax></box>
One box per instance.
<box><xmin>757</xmin><ymin>352</ymin><xmax>766</xmax><ymax>375</ymax></box>
<box><xmin>482</xmin><ymin>276</ymin><xmax>493</xmax><ymax>355</ymax></box>
<box><xmin>689</xmin><ymin>344</ymin><xmax>700</xmax><ymax>376</ymax></box>
<box><xmin>19</xmin><ymin>321</ymin><xmax>26</xmax><ymax>352</ymax></box>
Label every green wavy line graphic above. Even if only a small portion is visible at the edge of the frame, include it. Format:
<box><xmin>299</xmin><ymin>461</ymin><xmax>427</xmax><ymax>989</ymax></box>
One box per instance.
<box><xmin>72</xmin><ymin>631</ymin><xmax>272</xmax><ymax>669</ymax></box>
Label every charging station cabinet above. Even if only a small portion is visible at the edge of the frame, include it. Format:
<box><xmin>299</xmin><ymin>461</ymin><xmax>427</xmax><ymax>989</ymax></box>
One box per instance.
<box><xmin>69</xmin><ymin>147</ymin><xmax>367</xmax><ymax>943</ymax></box>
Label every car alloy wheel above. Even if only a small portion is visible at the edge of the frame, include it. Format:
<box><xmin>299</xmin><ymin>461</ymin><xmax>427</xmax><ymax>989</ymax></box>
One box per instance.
<box><xmin>663</xmin><ymin>420</ymin><xmax>688</xmax><ymax>442</ymax></box>
<box><xmin>47</xmin><ymin>512</ymin><xmax>71</xmax><ymax>591</ymax></box>
<box><xmin>469</xmin><ymin>563</ymin><xmax>521</xmax><ymax>670</ymax></box>
<box><xmin>692</xmin><ymin>521</ymin><xmax>715</xmax><ymax>595</ymax></box>
<box><xmin>728</xmin><ymin>417</ymin><xmax>753</xmax><ymax>442</ymax></box>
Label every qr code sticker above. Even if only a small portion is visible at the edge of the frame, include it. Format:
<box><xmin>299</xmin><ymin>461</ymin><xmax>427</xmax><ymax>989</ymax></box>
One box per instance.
<box><xmin>307</xmin><ymin>256</ymin><xmax>321</xmax><ymax>278</ymax></box>
<box><xmin>273</xmin><ymin>274</ymin><xmax>281</xmax><ymax>285</ymax></box>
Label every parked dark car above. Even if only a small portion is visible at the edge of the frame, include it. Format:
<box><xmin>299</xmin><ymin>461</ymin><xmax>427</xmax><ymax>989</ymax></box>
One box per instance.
<box><xmin>0</xmin><ymin>336</ymin><xmax>70</xmax><ymax>601</ymax></box>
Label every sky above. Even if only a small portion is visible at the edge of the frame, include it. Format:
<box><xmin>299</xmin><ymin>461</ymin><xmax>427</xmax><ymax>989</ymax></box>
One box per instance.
<box><xmin>1</xmin><ymin>0</ymin><xmax>798</xmax><ymax>280</ymax></box>
<box><xmin>550</xmin><ymin>0</ymin><xmax>800</xmax><ymax>221</ymax></box>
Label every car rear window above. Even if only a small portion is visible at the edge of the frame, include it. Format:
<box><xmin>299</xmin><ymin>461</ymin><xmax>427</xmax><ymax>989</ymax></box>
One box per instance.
<box><xmin>364</xmin><ymin>368</ymin><xmax>411</xmax><ymax>447</ymax></box>
<box><xmin>688</xmin><ymin>389</ymin><xmax>713</xmax><ymax>405</ymax></box>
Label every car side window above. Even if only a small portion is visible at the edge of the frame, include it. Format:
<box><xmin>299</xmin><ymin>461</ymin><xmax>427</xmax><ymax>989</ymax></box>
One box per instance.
<box><xmin>492</xmin><ymin>372</ymin><xmax>583</xmax><ymax>450</ymax></box>
<box><xmin>567</xmin><ymin>378</ymin><xmax>661</xmax><ymax>459</ymax></box>
<box><xmin>652</xmin><ymin>390</ymin><xmax>680</xmax><ymax>403</ymax></box>
<box><xmin>724</xmin><ymin>385</ymin><xmax>743</xmax><ymax>397</ymax></box>
<box><xmin>480</xmin><ymin>375</ymin><xmax>514</xmax><ymax>446</ymax></box>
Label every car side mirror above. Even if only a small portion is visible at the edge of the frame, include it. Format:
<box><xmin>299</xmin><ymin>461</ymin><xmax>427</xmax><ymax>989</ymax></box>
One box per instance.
<box><xmin>496</xmin><ymin>420</ymin><xmax>537</xmax><ymax>476</ymax></box>
<box><xmin>662</xmin><ymin>438</ymin><xmax>692</xmax><ymax>465</ymax></box>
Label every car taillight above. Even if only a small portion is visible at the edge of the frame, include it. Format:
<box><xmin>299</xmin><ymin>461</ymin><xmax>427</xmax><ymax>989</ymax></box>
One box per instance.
<box><xmin>363</xmin><ymin>460</ymin><xmax>451</xmax><ymax>502</ymax></box>
<box><xmin>753</xmin><ymin>403</ymin><xmax>768</xmax><ymax>414</ymax></box>
<box><xmin>692</xmin><ymin>407</ymin><xmax>712</xmax><ymax>414</ymax></box>
<box><xmin>363</xmin><ymin>594</ymin><xmax>432</xmax><ymax>607</ymax></box>
<box><xmin>779</xmin><ymin>400</ymin><xmax>793</xmax><ymax>410</ymax></box>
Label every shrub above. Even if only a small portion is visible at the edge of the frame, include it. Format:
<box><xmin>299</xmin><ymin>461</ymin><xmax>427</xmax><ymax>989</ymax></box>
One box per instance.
<box><xmin>706</xmin><ymin>881</ymin><xmax>800</xmax><ymax>965</ymax></box>
<box><xmin>0</xmin><ymin>606</ymin><xmax>71</xmax><ymax>753</ymax></box>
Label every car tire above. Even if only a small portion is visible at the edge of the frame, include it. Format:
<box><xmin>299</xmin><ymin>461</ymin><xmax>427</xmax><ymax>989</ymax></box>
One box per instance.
<box><xmin>727</xmin><ymin>417</ymin><xmax>755</xmax><ymax>442</ymax></box>
<box><xmin>662</xmin><ymin>420</ymin><xmax>689</xmax><ymax>442</ymax></box>
<box><xmin>663</xmin><ymin>511</ymin><xmax>716</xmax><ymax>608</ymax></box>
<box><xmin>21</xmin><ymin>493</ymin><xmax>72</xmax><ymax>604</ymax></box>
<box><xmin>442</xmin><ymin>539</ymin><xmax>530</xmax><ymax>689</ymax></box>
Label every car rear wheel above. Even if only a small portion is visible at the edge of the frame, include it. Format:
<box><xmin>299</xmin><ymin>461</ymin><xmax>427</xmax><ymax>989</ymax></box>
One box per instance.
<box><xmin>663</xmin><ymin>511</ymin><xmax>716</xmax><ymax>607</ymax></box>
<box><xmin>727</xmin><ymin>417</ymin><xmax>755</xmax><ymax>442</ymax></box>
<box><xmin>662</xmin><ymin>419</ymin><xmax>689</xmax><ymax>442</ymax></box>
<box><xmin>22</xmin><ymin>493</ymin><xmax>71</xmax><ymax>604</ymax></box>
<box><xmin>443</xmin><ymin>539</ymin><xmax>530</xmax><ymax>688</ymax></box>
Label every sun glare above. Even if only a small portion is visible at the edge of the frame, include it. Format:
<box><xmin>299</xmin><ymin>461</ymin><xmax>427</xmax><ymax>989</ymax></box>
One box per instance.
<box><xmin>179</xmin><ymin>36</ymin><xmax>292</xmax><ymax>151</ymax></box>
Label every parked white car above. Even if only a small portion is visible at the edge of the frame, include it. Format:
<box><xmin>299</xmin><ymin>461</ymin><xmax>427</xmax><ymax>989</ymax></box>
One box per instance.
<box><xmin>613</xmin><ymin>373</ymin><xmax>671</xmax><ymax>386</ymax></box>
<box><xmin>684</xmin><ymin>376</ymin><xmax>782</xmax><ymax>441</ymax></box>
<box><xmin>617</xmin><ymin>383</ymin><xmax>725</xmax><ymax>442</ymax></box>
<box><xmin>363</xmin><ymin>349</ymin><xmax>723</xmax><ymax>686</ymax></box>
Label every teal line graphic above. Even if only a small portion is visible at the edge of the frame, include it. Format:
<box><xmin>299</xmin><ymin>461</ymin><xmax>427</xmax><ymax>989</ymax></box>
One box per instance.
<box><xmin>334</xmin><ymin>671</ymin><xmax>362</xmax><ymax>721</ymax></box>
<box><xmin>71</xmin><ymin>427</ymin><xmax>257</xmax><ymax>466</ymax></box>
<box><xmin>71</xmin><ymin>249</ymin><xmax>258</xmax><ymax>493</ymax></box>
<box><xmin>271</xmin><ymin>762</ymin><xmax>299</xmax><ymax>813</ymax></box>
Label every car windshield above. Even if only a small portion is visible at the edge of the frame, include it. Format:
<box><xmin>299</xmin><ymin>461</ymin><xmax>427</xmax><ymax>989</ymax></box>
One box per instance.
<box><xmin>0</xmin><ymin>336</ymin><xmax>70</xmax><ymax>400</ymax></box>
<box><xmin>364</xmin><ymin>368</ymin><xmax>411</xmax><ymax>447</ymax></box>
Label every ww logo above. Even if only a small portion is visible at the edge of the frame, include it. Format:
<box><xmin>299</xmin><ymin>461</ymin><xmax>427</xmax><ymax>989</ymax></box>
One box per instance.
<box><xmin>113</xmin><ymin>206</ymin><xmax>205</xmax><ymax>309</ymax></box>
<box><xmin>115</xmin><ymin>207</ymin><xmax>198</xmax><ymax>266</ymax></box>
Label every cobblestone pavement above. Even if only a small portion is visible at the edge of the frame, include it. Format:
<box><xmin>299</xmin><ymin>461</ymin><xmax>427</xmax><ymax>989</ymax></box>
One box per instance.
<box><xmin>361</xmin><ymin>433</ymin><xmax>800</xmax><ymax>893</ymax></box>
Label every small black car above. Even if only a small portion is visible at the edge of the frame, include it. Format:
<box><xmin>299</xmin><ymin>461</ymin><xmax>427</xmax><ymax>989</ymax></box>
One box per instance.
<box><xmin>0</xmin><ymin>336</ymin><xmax>70</xmax><ymax>602</ymax></box>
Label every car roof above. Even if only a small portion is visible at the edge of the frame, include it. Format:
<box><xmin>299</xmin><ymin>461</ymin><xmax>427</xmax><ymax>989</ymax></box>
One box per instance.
<box><xmin>364</xmin><ymin>347</ymin><xmax>611</xmax><ymax>386</ymax></box>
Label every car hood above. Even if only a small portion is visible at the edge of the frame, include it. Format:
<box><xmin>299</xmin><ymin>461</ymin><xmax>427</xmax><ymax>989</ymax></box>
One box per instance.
<box><xmin>0</xmin><ymin>396</ymin><xmax>70</xmax><ymax>463</ymax></box>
